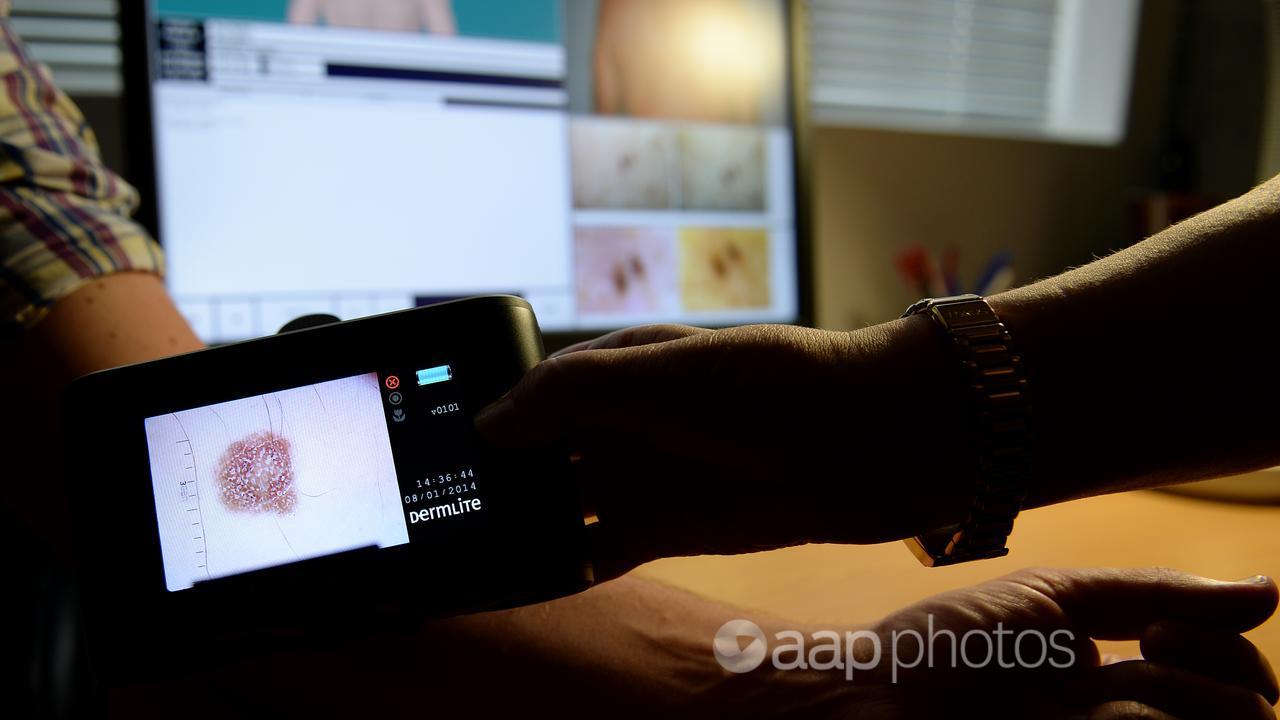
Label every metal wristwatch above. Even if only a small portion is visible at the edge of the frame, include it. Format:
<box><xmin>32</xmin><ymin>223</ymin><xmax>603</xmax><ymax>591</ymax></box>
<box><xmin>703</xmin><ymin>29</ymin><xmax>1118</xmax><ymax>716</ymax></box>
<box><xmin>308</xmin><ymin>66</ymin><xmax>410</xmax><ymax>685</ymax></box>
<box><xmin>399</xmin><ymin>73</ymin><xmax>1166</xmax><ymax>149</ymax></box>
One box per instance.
<box><xmin>901</xmin><ymin>294</ymin><xmax>1031</xmax><ymax>567</ymax></box>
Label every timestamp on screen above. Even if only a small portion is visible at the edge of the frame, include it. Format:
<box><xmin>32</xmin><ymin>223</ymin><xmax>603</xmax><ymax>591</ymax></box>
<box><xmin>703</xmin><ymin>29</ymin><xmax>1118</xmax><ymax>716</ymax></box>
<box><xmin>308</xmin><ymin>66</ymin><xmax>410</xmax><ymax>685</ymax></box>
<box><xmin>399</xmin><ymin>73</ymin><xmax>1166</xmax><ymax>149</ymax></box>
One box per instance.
<box><xmin>416</xmin><ymin>467</ymin><xmax>476</xmax><ymax>489</ymax></box>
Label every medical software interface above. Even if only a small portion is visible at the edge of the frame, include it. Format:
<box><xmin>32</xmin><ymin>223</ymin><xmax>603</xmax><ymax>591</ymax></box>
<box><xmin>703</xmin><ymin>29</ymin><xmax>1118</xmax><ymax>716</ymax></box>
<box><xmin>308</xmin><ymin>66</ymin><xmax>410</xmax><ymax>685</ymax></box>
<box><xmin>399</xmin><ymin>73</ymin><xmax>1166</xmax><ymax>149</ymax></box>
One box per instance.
<box><xmin>145</xmin><ymin>361</ymin><xmax>487</xmax><ymax>592</ymax></box>
<box><xmin>148</xmin><ymin>0</ymin><xmax>797</xmax><ymax>341</ymax></box>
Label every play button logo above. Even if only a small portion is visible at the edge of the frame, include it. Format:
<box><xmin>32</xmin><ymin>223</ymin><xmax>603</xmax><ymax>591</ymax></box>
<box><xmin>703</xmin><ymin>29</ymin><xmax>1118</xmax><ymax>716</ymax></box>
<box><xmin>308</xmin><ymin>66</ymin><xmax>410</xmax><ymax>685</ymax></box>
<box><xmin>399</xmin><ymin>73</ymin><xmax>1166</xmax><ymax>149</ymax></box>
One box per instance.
<box><xmin>713</xmin><ymin>619</ymin><xmax>767</xmax><ymax>673</ymax></box>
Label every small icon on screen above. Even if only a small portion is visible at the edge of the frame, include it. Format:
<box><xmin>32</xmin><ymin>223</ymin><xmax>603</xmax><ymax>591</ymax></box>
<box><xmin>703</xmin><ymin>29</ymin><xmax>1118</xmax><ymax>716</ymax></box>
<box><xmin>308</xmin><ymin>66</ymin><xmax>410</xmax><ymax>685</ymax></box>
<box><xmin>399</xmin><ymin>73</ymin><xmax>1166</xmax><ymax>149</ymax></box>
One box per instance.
<box><xmin>388</xmin><ymin>391</ymin><xmax>403</xmax><ymax>405</ymax></box>
<box><xmin>416</xmin><ymin>365</ymin><xmax>452</xmax><ymax>386</ymax></box>
<box><xmin>385</xmin><ymin>375</ymin><xmax>401</xmax><ymax>390</ymax></box>
<box><xmin>391</xmin><ymin>408</ymin><xmax>406</xmax><ymax>422</ymax></box>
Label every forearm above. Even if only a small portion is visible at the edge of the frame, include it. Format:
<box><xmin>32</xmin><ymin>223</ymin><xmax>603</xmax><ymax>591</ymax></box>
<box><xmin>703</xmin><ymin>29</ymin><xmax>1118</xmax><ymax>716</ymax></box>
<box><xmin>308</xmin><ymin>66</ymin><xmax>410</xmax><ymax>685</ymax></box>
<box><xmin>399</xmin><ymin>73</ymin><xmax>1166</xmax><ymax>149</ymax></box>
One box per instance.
<box><xmin>989</xmin><ymin>174</ymin><xmax>1280</xmax><ymax>507</ymax></box>
<box><xmin>423</xmin><ymin>575</ymin><xmax>771</xmax><ymax>713</ymax></box>
<box><xmin>116</xmin><ymin>575</ymin><xmax>821</xmax><ymax>718</ymax></box>
<box><xmin>815</xmin><ymin>176</ymin><xmax>1280</xmax><ymax>546</ymax></box>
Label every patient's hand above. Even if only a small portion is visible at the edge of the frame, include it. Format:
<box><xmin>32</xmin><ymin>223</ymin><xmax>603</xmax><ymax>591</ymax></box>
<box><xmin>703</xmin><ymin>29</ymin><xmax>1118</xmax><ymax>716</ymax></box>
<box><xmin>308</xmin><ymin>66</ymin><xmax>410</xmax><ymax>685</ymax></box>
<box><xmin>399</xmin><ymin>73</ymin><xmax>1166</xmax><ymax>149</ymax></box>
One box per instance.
<box><xmin>104</xmin><ymin>568</ymin><xmax>1276</xmax><ymax>719</ymax></box>
<box><xmin>767</xmin><ymin>567</ymin><xmax>1278</xmax><ymax>719</ymax></box>
<box><xmin>475</xmin><ymin>321</ymin><xmax>979</xmax><ymax>579</ymax></box>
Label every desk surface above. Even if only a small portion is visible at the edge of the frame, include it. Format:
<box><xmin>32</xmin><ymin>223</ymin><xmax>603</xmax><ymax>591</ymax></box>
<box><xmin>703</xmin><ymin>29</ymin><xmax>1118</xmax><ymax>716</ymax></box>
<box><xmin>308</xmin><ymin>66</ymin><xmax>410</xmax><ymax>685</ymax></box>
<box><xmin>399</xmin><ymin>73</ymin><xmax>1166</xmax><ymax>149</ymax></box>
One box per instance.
<box><xmin>637</xmin><ymin>487</ymin><xmax>1280</xmax><ymax>660</ymax></box>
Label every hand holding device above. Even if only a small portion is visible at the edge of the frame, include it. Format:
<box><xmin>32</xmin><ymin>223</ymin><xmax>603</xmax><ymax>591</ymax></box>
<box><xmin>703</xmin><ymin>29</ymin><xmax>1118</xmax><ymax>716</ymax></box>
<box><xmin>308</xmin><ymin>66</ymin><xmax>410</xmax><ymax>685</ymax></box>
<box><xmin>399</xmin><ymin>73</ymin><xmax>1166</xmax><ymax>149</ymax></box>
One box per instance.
<box><xmin>63</xmin><ymin>296</ymin><xmax>591</xmax><ymax>680</ymax></box>
<box><xmin>476</xmin><ymin>319</ymin><xmax>981</xmax><ymax>579</ymax></box>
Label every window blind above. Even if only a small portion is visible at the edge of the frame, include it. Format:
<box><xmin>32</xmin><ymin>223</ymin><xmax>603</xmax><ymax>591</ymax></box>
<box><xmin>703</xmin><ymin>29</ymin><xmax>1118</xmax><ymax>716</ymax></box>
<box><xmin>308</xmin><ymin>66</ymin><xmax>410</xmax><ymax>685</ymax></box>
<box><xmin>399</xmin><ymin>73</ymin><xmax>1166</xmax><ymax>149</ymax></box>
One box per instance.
<box><xmin>8</xmin><ymin>0</ymin><xmax>120</xmax><ymax>96</ymax></box>
<box><xmin>806</xmin><ymin>0</ymin><xmax>1140</xmax><ymax>144</ymax></box>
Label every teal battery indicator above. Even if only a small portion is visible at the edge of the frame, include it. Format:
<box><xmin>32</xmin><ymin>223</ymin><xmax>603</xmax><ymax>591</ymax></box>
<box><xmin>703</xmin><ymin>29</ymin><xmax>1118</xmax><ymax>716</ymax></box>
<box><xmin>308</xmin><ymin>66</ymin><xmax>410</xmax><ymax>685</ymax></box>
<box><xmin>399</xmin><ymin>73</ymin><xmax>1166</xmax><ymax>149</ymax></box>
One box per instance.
<box><xmin>416</xmin><ymin>364</ymin><xmax>453</xmax><ymax>386</ymax></box>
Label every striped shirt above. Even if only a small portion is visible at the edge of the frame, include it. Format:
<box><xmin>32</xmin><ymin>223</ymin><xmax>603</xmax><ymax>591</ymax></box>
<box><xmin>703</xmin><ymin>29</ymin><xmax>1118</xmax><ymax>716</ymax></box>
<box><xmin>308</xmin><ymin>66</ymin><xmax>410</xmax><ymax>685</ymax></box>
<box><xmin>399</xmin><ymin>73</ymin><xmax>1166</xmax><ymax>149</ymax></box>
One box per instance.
<box><xmin>0</xmin><ymin>8</ymin><xmax>163</xmax><ymax>335</ymax></box>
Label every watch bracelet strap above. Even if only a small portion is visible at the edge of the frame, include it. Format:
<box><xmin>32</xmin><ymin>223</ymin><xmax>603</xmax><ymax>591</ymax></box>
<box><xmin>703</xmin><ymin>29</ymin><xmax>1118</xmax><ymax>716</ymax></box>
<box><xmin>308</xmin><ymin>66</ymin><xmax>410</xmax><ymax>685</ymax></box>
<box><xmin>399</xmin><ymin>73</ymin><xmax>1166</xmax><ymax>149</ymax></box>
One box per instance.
<box><xmin>909</xmin><ymin>296</ymin><xmax>1031</xmax><ymax>564</ymax></box>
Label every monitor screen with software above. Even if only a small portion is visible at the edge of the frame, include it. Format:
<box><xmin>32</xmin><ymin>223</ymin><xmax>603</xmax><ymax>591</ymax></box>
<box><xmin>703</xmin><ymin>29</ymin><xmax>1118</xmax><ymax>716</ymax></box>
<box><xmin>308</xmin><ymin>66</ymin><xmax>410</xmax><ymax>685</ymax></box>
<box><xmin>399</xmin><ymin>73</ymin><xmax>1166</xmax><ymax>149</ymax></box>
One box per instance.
<box><xmin>127</xmin><ymin>0</ymin><xmax>804</xmax><ymax>343</ymax></box>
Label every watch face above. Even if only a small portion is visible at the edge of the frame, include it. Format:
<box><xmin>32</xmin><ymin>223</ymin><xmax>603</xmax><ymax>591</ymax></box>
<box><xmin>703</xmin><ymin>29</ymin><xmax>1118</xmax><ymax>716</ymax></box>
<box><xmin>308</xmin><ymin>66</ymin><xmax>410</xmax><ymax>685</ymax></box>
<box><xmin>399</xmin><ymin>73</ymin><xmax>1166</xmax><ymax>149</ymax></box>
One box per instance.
<box><xmin>932</xmin><ymin>299</ymin><xmax>998</xmax><ymax>330</ymax></box>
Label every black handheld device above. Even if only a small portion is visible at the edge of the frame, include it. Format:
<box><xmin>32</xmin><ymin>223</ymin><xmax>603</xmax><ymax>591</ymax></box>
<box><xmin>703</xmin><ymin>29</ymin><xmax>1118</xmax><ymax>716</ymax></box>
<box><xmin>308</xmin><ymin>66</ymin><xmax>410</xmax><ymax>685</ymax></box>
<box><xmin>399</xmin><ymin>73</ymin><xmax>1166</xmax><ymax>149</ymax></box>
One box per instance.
<box><xmin>62</xmin><ymin>296</ymin><xmax>592</xmax><ymax>679</ymax></box>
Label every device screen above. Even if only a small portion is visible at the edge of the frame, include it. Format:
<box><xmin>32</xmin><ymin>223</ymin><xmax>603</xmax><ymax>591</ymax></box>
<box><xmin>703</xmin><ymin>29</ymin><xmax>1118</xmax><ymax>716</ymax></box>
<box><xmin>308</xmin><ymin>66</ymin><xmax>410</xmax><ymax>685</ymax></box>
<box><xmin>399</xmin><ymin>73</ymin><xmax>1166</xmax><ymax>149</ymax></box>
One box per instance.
<box><xmin>144</xmin><ymin>364</ymin><xmax>479</xmax><ymax>591</ymax></box>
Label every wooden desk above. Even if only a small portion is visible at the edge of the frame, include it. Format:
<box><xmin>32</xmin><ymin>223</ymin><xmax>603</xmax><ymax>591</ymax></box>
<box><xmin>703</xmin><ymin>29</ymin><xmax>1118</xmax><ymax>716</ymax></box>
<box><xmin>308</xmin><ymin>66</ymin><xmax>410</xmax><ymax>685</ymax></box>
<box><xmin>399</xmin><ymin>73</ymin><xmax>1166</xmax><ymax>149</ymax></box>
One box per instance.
<box><xmin>637</xmin><ymin>488</ymin><xmax>1280</xmax><ymax>659</ymax></box>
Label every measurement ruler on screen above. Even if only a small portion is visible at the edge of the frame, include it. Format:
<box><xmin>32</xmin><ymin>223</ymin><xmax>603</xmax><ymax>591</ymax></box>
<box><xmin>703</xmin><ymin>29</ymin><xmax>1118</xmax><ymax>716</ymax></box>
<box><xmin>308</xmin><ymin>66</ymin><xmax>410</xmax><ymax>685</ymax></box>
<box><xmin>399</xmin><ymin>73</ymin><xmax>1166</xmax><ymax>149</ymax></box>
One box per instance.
<box><xmin>176</xmin><ymin>437</ymin><xmax>210</xmax><ymax>580</ymax></box>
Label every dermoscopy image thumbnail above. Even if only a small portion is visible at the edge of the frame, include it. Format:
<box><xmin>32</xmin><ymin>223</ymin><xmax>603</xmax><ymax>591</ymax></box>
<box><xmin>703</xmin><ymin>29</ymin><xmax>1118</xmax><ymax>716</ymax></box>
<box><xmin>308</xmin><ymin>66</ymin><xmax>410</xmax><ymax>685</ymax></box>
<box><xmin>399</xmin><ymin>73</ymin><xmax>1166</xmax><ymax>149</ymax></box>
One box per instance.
<box><xmin>144</xmin><ymin>372</ymin><xmax>408</xmax><ymax>591</ymax></box>
<box><xmin>680</xmin><ymin>228</ymin><xmax>770</xmax><ymax>310</ymax></box>
<box><xmin>570</xmin><ymin>118</ymin><xmax>767</xmax><ymax>212</ymax></box>
<box><xmin>679</xmin><ymin>125</ymin><xmax>765</xmax><ymax>211</ymax></box>
<box><xmin>571</xmin><ymin>119</ymin><xmax>678</xmax><ymax>209</ymax></box>
<box><xmin>575</xmin><ymin>226</ymin><xmax>680</xmax><ymax>314</ymax></box>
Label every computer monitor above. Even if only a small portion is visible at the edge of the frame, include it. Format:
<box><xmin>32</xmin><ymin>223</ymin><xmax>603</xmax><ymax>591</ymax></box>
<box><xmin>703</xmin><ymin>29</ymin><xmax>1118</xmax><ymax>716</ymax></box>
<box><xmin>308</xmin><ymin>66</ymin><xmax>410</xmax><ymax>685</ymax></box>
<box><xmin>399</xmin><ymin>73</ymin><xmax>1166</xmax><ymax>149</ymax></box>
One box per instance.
<box><xmin>122</xmin><ymin>0</ymin><xmax>811</xmax><ymax>343</ymax></box>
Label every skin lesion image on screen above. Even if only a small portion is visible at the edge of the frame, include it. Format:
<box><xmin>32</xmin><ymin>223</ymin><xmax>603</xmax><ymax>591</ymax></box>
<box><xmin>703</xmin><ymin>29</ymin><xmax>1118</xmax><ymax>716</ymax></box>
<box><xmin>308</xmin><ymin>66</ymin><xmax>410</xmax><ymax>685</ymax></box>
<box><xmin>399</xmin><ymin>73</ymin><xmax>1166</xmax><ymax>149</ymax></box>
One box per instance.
<box><xmin>574</xmin><ymin>226</ymin><xmax>680</xmax><ymax>314</ymax></box>
<box><xmin>144</xmin><ymin>372</ymin><xmax>408</xmax><ymax>591</ymax></box>
<box><xmin>570</xmin><ymin>119</ymin><xmax>767</xmax><ymax>212</ymax></box>
<box><xmin>679</xmin><ymin>227</ymin><xmax>771</xmax><ymax>310</ymax></box>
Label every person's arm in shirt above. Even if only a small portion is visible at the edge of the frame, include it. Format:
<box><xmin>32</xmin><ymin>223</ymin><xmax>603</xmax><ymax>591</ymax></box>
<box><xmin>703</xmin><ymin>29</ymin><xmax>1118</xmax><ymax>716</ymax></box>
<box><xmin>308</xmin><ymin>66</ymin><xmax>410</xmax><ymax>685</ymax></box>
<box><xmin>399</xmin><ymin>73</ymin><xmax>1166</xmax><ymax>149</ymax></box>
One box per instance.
<box><xmin>0</xmin><ymin>13</ymin><xmax>200</xmax><ymax>550</ymax></box>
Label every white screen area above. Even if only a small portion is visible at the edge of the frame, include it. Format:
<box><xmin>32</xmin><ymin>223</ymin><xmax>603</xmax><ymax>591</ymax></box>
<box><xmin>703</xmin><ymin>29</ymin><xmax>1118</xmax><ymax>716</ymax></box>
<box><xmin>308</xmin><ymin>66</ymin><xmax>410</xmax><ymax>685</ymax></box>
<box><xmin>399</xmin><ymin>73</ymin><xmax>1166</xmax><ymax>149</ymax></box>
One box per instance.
<box><xmin>158</xmin><ymin>90</ymin><xmax>573</xmax><ymax>297</ymax></box>
<box><xmin>150</xmin><ymin>2</ymin><xmax>798</xmax><ymax>341</ymax></box>
<box><xmin>145</xmin><ymin>372</ymin><xmax>408</xmax><ymax>591</ymax></box>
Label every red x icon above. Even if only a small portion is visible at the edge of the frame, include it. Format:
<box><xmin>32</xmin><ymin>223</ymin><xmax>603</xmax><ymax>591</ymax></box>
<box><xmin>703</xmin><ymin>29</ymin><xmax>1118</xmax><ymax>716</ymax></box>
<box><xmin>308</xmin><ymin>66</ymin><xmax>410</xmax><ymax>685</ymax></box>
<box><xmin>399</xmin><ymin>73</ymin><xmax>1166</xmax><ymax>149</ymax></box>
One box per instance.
<box><xmin>384</xmin><ymin>375</ymin><xmax>400</xmax><ymax>390</ymax></box>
